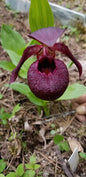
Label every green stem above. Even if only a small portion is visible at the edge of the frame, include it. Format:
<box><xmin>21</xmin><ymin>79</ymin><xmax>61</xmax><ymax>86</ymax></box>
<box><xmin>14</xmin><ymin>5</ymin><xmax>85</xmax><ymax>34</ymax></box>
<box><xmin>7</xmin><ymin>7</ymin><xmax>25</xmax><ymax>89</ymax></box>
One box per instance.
<box><xmin>37</xmin><ymin>105</ymin><xmax>41</xmax><ymax>114</ymax></box>
<box><xmin>43</xmin><ymin>103</ymin><xmax>50</xmax><ymax>116</ymax></box>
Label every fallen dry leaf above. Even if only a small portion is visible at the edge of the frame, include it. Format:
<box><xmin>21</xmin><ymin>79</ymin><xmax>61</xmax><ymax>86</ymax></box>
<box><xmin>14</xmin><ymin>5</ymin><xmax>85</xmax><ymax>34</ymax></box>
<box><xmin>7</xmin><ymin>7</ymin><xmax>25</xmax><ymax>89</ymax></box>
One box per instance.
<box><xmin>67</xmin><ymin>137</ymin><xmax>83</xmax><ymax>152</ymax></box>
<box><xmin>39</xmin><ymin>127</ymin><xmax>46</xmax><ymax>149</ymax></box>
<box><xmin>24</xmin><ymin>121</ymin><xmax>33</xmax><ymax>132</ymax></box>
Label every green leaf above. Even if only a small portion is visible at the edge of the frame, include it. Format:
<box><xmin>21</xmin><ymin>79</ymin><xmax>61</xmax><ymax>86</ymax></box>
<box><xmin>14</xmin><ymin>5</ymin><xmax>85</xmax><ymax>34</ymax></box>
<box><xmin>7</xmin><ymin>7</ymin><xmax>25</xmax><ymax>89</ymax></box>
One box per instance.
<box><xmin>79</xmin><ymin>152</ymin><xmax>86</xmax><ymax>160</ymax></box>
<box><xmin>1</xmin><ymin>119</ymin><xmax>8</xmax><ymax>125</ymax></box>
<box><xmin>12</xmin><ymin>103</ymin><xmax>21</xmax><ymax>116</ymax></box>
<box><xmin>28</xmin><ymin>170</ymin><xmax>35</xmax><ymax>177</ymax></box>
<box><xmin>5</xmin><ymin>50</ymin><xmax>36</xmax><ymax>79</ymax></box>
<box><xmin>53</xmin><ymin>134</ymin><xmax>64</xmax><ymax>145</ymax></box>
<box><xmin>67</xmin><ymin>61</ymin><xmax>73</xmax><ymax>68</ymax></box>
<box><xmin>6</xmin><ymin>172</ymin><xmax>16</xmax><ymax>177</ymax></box>
<box><xmin>0</xmin><ymin>110</ymin><xmax>11</xmax><ymax>125</ymax></box>
<box><xmin>29</xmin><ymin>0</ymin><xmax>54</xmax><ymax>32</ymax></box>
<box><xmin>0</xmin><ymin>24</ymin><xmax>25</xmax><ymax>53</ymax></box>
<box><xmin>59</xmin><ymin>141</ymin><xmax>70</xmax><ymax>152</ymax></box>
<box><xmin>0</xmin><ymin>174</ymin><xmax>5</xmax><ymax>177</ymax></box>
<box><xmin>16</xmin><ymin>164</ymin><xmax>24</xmax><ymax>176</ymax></box>
<box><xmin>50</xmin><ymin>130</ymin><xmax>56</xmax><ymax>135</ymax></box>
<box><xmin>0</xmin><ymin>61</ymin><xmax>15</xmax><ymax>71</ymax></box>
<box><xmin>19</xmin><ymin>56</ymin><xmax>36</xmax><ymax>78</ymax></box>
<box><xmin>0</xmin><ymin>108</ymin><xmax>11</xmax><ymax>121</ymax></box>
<box><xmin>26</xmin><ymin>39</ymin><xmax>40</xmax><ymax>46</ymax></box>
<box><xmin>58</xmin><ymin>83</ymin><xmax>86</xmax><ymax>100</ymax></box>
<box><xmin>0</xmin><ymin>112</ymin><xmax>11</xmax><ymax>120</ymax></box>
<box><xmin>53</xmin><ymin>135</ymin><xmax>70</xmax><ymax>152</ymax></box>
<box><xmin>30</xmin><ymin>155</ymin><xmax>36</xmax><ymax>164</ymax></box>
<box><xmin>51</xmin><ymin>124</ymin><xmax>55</xmax><ymax>128</ymax></box>
<box><xmin>9</xmin><ymin>82</ymin><xmax>30</xmax><ymax>97</ymax></box>
<box><xmin>0</xmin><ymin>25</ymin><xmax>37</xmax><ymax>80</ymax></box>
<box><xmin>9</xmin><ymin>83</ymin><xmax>47</xmax><ymax>106</ymax></box>
<box><xmin>23</xmin><ymin>170</ymin><xmax>35</xmax><ymax>177</ymax></box>
<box><xmin>33</xmin><ymin>164</ymin><xmax>40</xmax><ymax>170</ymax></box>
<box><xmin>0</xmin><ymin>94</ymin><xmax>3</xmax><ymax>99</ymax></box>
<box><xmin>22</xmin><ymin>170</ymin><xmax>29</xmax><ymax>177</ymax></box>
<box><xmin>25</xmin><ymin>163</ymin><xmax>40</xmax><ymax>170</ymax></box>
<box><xmin>6</xmin><ymin>50</ymin><xmax>21</xmax><ymax>66</ymax></box>
<box><xmin>0</xmin><ymin>108</ymin><xmax>4</xmax><ymax>114</ymax></box>
<box><xmin>25</xmin><ymin>163</ymin><xmax>34</xmax><ymax>170</ymax></box>
<box><xmin>0</xmin><ymin>159</ymin><xmax>6</xmax><ymax>173</ymax></box>
<box><xmin>25</xmin><ymin>156</ymin><xmax>40</xmax><ymax>170</ymax></box>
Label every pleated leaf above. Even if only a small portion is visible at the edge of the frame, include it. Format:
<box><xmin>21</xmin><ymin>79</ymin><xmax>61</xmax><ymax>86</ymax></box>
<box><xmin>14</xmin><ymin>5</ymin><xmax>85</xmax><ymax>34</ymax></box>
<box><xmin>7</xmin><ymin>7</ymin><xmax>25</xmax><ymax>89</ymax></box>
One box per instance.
<box><xmin>29</xmin><ymin>0</ymin><xmax>54</xmax><ymax>32</ymax></box>
<box><xmin>58</xmin><ymin>83</ymin><xmax>86</xmax><ymax>100</ymax></box>
<box><xmin>9</xmin><ymin>82</ymin><xmax>47</xmax><ymax>106</ymax></box>
<box><xmin>0</xmin><ymin>24</ymin><xmax>26</xmax><ymax>53</ymax></box>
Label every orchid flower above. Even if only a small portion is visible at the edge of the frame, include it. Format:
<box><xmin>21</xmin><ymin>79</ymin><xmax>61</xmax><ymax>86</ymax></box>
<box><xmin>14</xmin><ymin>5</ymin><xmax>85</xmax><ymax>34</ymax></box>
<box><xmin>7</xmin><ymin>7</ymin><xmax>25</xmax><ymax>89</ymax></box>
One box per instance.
<box><xmin>10</xmin><ymin>27</ymin><xmax>82</xmax><ymax>101</ymax></box>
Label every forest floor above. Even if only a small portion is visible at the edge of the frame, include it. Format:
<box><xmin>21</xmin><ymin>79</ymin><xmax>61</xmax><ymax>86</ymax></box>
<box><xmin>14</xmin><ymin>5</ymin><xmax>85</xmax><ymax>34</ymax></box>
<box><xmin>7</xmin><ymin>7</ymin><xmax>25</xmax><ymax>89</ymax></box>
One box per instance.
<box><xmin>0</xmin><ymin>0</ymin><xmax>86</xmax><ymax>176</ymax></box>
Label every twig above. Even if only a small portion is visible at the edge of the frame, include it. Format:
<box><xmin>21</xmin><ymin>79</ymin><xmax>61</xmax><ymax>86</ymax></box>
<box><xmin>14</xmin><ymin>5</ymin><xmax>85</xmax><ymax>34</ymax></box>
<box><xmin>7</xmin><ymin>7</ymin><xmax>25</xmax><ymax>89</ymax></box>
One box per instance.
<box><xmin>41</xmin><ymin>111</ymin><xmax>76</xmax><ymax>123</ymax></box>
<box><xmin>0</xmin><ymin>78</ymin><xmax>8</xmax><ymax>87</ymax></box>
<box><xmin>62</xmin><ymin>116</ymin><xmax>75</xmax><ymax>133</ymax></box>
<box><xmin>55</xmin><ymin>157</ymin><xmax>58</xmax><ymax>177</ymax></box>
<box><xmin>0</xmin><ymin>100</ymin><xmax>12</xmax><ymax>108</ymax></box>
<box><xmin>4</xmin><ymin>156</ymin><xmax>15</xmax><ymax>171</ymax></box>
<box><xmin>55</xmin><ymin>146</ymin><xmax>74</xmax><ymax>177</ymax></box>
<box><xmin>36</xmin><ymin>150</ymin><xmax>59</xmax><ymax>167</ymax></box>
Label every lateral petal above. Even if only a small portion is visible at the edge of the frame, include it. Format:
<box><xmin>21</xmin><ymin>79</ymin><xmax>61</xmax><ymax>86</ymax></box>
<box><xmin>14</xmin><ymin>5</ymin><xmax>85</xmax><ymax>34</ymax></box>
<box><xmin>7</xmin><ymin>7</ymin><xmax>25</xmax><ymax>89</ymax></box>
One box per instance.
<box><xmin>53</xmin><ymin>42</ymin><xmax>82</xmax><ymax>77</ymax></box>
<box><xmin>10</xmin><ymin>45</ymin><xmax>41</xmax><ymax>83</ymax></box>
<box><xmin>29</xmin><ymin>27</ymin><xmax>66</xmax><ymax>47</ymax></box>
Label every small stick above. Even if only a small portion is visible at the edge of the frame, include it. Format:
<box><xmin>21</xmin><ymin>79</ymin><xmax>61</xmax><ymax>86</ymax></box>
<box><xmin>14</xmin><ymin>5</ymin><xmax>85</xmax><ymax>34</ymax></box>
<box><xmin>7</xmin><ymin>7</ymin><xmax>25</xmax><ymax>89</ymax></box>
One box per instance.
<box><xmin>4</xmin><ymin>156</ymin><xmax>15</xmax><ymax>171</ymax></box>
<box><xmin>42</xmin><ymin>111</ymin><xmax>76</xmax><ymax>123</ymax></box>
<box><xmin>36</xmin><ymin>150</ymin><xmax>58</xmax><ymax>167</ymax></box>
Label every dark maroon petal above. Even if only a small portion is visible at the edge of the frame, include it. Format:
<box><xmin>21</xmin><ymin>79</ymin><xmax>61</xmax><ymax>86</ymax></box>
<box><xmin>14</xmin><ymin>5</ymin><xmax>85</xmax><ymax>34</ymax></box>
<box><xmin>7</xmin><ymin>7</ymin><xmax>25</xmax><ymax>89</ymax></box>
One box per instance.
<box><xmin>10</xmin><ymin>45</ymin><xmax>41</xmax><ymax>83</ymax></box>
<box><xmin>53</xmin><ymin>42</ymin><xmax>82</xmax><ymax>77</ymax></box>
<box><xmin>27</xmin><ymin>57</ymin><xmax>69</xmax><ymax>101</ymax></box>
<box><xmin>29</xmin><ymin>27</ymin><xmax>66</xmax><ymax>47</ymax></box>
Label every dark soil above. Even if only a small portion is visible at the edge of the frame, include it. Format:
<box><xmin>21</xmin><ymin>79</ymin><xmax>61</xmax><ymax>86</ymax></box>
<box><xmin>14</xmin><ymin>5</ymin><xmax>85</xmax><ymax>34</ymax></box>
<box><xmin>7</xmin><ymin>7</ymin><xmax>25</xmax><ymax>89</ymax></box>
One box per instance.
<box><xmin>0</xmin><ymin>0</ymin><xmax>86</xmax><ymax>176</ymax></box>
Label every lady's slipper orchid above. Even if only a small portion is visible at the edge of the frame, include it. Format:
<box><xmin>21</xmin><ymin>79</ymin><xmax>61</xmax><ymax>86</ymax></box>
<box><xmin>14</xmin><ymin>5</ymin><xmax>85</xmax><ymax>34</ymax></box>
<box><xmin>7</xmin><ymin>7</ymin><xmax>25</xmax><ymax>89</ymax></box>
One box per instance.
<box><xmin>10</xmin><ymin>27</ymin><xmax>82</xmax><ymax>101</ymax></box>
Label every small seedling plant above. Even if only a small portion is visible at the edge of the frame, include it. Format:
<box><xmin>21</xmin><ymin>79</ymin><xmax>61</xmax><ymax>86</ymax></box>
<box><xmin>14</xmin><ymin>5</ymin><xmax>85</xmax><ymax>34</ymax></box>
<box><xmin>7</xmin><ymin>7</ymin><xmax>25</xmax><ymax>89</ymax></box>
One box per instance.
<box><xmin>0</xmin><ymin>159</ymin><xmax>6</xmax><ymax>174</ymax></box>
<box><xmin>79</xmin><ymin>152</ymin><xmax>86</xmax><ymax>160</ymax></box>
<box><xmin>53</xmin><ymin>134</ymin><xmax>70</xmax><ymax>152</ymax></box>
<box><xmin>50</xmin><ymin>125</ymin><xmax>70</xmax><ymax>152</ymax></box>
<box><xmin>0</xmin><ymin>104</ymin><xmax>21</xmax><ymax>125</ymax></box>
<box><xmin>0</xmin><ymin>155</ymin><xmax>42</xmax><ymax>177</ymax></box>
<box><xmin>0</xmin><ymin>94</ymin><xmax>3</xmax><ymax>99</ymax></box>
